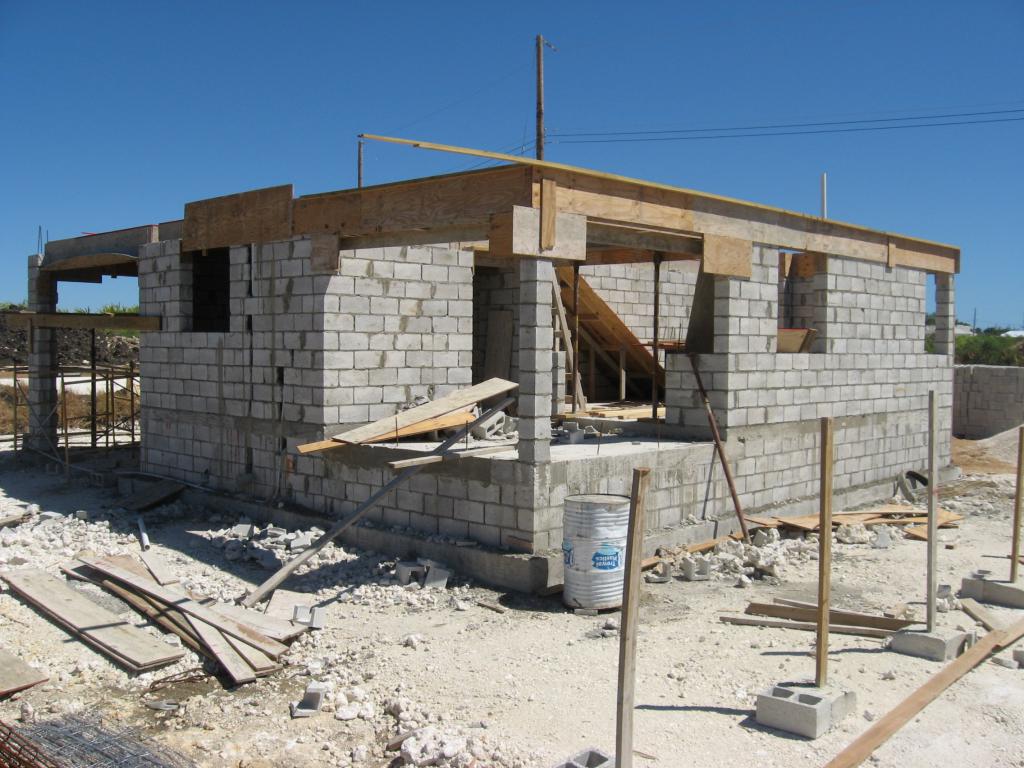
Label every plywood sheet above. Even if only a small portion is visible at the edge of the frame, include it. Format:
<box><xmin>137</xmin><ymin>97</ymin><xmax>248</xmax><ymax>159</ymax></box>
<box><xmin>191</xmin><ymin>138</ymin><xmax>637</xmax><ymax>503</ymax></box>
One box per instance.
<box><xmin>183</xmin><ymin>184</ymin><xmax>293</xmax><ymax>252</ymax></box>
<box><xmin>0</xmin><ymin>649</ymin><xmax>47</xmax><ymax>697</ymax></box>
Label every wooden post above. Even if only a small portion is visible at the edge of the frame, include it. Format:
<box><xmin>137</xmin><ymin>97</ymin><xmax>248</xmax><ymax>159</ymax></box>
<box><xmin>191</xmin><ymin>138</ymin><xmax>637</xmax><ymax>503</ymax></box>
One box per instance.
<box><xmin>572</xmin><ymin>263</ymin><xmax>580</xmax><ymax>414</ymax></box>
<box><xmin>616</xmin><ymin>466</ymin><xmax>651</xmax><ymax>768</ymax></box>
<box><xmin>12</xmin><ymin>365</ymin><xmax>18</xmax><ymax>454</ymax></box>
<box><xmin>926</xmin><ymin>390</ymin><xmax>937</xmax><ymax>632</ymax></box>
<box><xmin>1011</xmin><ymin>426</ymin><xmax>1023</xmax><ymax>582</ymax></box>
<box><xmin>618</xmin><ymin>346</ymin><xmax>627</xmax><ymax>402</ymax></box>
<box><xmin>129</xmin><ymin>361</ymin><xmax>136</xmax><ymax>443</ymax></box>
<box><xmin>651</xmin><ymin>253</ymin><xmax>662</xmax><ymax>420</ymax></box>
<box><xmin>60</xmin><ymin>371</ymin><xmax>69</xmax><ymax>481</ymax></box>
<box><xmin>357</xmin><ymin>140</ymin><xmax>364</xmax><ymax>188</ymax></box>
<box><xmin>90</xmin><ymin>329</ymin><xmax>97</xmax><ymax>448</ymax></box>
<box><xmin>816</xmin><ymin>416</ymin><xmax>834</xmax><ymax>687</ymax></box>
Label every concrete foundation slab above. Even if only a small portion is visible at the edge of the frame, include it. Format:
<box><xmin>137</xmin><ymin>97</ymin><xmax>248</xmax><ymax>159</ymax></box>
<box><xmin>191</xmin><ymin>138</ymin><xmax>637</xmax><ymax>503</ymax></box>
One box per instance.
<box><xmin>755</xmin><ymin>685</ymin><xmax>856</xmax><ymax>739</ymax></box>
<box><xmin>960</xmin><ymin>577</ymin><xmax>1024</xmax><ymax>609</ymax></box>
<box><xmin>890</xmin><ymin>629</ymin><xmax>973</xmax><ymax>661</ymax></box>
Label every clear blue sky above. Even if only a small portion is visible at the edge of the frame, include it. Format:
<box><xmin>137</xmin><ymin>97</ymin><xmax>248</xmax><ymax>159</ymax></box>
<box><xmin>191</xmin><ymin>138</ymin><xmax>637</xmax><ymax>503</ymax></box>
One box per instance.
<box><xmin>2</xmin><ymin>1</ymin><xmax>1022</xmax><ymax>326</ymax></box>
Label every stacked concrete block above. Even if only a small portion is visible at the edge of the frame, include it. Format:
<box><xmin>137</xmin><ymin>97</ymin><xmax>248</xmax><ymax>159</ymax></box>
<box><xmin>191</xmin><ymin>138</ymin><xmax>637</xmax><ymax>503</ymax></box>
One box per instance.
<box><xmin>580</xmin><ymin>261</ymin><xmax>697</xmax><ymax>343</ymax></box>
<box><xmin>472</xmin><ymin>266</ymin><xmax>520</xmax><ymax>383</ymax></box>
<box><xmin>933</xmin><ymin>273</ymin><xmax>955</xmax><ymax>357</ymax></box>
<box><xmin>517</xmin><ymin>259</ymin><xmax>554</xmax><ymax>464</ymax></box>
<box><xmin>954</xmin><ymin>365</ymin><xmax>1024</xmax><ymax>438</ymax></box>
<box><xmin>25</xmin><ymin>255</ymin><xmax>58</xmax><ymax>450</ymax></box>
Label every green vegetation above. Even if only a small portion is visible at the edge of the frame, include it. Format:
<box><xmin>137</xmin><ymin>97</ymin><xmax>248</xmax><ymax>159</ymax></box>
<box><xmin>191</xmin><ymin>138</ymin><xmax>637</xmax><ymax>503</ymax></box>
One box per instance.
<box><xmin>956</xmin><ymin>329</ymin><xmax>1024</xmax><ymax>366</ymax></box>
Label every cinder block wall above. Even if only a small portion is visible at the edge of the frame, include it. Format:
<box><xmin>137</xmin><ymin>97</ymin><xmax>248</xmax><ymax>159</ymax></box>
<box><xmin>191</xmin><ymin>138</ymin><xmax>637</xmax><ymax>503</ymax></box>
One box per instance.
<box><xmin>580</xmin><ymin>261</ymin><xmax>698</xmax><ymax>342</ymax></box>
<box><xmin>954</xmin><ymin>365</ymin><xmax>1024</xmax><ymax>438</ymax></box>
<box><xmin>665</xmin><ymin>245</ymin><xmax>952</xmax><ymax>515</ymax></box>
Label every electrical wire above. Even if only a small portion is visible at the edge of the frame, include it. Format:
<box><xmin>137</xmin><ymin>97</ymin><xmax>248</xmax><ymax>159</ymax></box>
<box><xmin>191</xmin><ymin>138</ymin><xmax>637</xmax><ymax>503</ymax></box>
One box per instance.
<box><xmin>549</xmin><ymin>107</ymin><xmax>1024</xmax><ymax>139</ymax></box>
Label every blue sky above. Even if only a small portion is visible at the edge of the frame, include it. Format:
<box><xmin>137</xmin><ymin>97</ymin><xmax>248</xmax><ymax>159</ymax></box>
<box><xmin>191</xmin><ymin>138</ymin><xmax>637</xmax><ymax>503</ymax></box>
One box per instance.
<box><xmin>1</xmin><ymin>1</ymin><xmax>1022</xmax><ymax>326</ymax></box>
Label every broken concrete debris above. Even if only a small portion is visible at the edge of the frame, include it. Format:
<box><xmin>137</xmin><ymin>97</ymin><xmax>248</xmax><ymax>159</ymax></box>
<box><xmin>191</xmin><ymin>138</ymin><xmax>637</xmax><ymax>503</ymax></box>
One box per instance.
<box><xmin>290</xmin><ymin>681</ymin><xmax>329</xmax><ymax>718</ymax></box>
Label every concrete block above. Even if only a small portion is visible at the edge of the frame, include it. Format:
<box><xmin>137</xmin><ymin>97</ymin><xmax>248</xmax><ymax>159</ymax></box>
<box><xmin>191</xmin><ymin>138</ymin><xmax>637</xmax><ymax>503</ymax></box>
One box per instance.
<box><xmin>1013</xmin><ymin>648</ymin><xmax>1024</xmax><ymax>667</ymax></box>
<box><xmin>290</xmin><ymin>681</ymin><xmax>328</xmax><ymax>718</ymax></box>
<box><xmin>422</xmin><ymin>566</ymin><xmax>450</xmax><ymax>590</ymax></box>
<box><xmin>230</xmin><ymin>523</ymin><xmax>255</xmax><ymax>539</ymax></box>
<box><xmin>755</xmin><ymin>685</ymin><xmax>856</xmax><ymax>739</ymax></box>
<box><xmin>396</xmin><ymin>561</ymin><xmax>424</xmax><ymax>585</ymax></box>
<box><xmin>890</xmin><ymin>629</ymin><xmax>973</xmax><ymax>661</ymax></box>
<box><xmin>289</xmin><ymin>531</ymin><xmax>314</xmax><ymax>550</ymax></box>
<box><xmin>960</xmin><ymin>577</ymin><xmax>1024</xmax><ymax>609</ymax></box>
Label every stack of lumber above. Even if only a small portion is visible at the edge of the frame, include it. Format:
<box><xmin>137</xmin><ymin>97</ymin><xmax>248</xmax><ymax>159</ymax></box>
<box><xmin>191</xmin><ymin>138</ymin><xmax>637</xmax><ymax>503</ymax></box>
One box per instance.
<box><xmin>744</xmin><ymin>504</ymin><xmax>963</xmax><ymax>539</ymax></box>
<box><xmin>719</xmin><ymin>597</ymin><xmax>919</xmax><ymax>639</ymax></box>
<box><xmin>61</xmin><ymin>555</ymin><xmax>306</xmax><ymax>685</ymax></box>
<box><xmin>2</xmin><ymin>568</ymin><xmax>186</xmax><ymax>674</ymax></box>
<box><xmin>297</xmin><ymin>377</ymin><xmax>517</xmax><ymax>454</ymax></box>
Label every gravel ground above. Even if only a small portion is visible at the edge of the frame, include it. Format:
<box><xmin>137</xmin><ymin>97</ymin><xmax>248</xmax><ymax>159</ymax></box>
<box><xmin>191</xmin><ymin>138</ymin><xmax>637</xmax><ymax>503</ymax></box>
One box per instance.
<box><xmin>1</xmin><ymin>441</ymin><xmax>1023</xmax><ymax>768</ymax></box>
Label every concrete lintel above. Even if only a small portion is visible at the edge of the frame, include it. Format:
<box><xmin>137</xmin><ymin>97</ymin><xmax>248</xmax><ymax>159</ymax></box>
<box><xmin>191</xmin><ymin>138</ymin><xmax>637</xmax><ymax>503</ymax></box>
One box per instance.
<box><xmin>489</xmin><ymin>206</ymin><xmax>586</xmax><ymax>261</ymax></box>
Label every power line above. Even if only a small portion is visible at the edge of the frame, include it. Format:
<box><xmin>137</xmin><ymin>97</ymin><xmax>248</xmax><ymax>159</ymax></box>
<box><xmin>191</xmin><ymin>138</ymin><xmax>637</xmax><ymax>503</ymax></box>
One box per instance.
<box><xmin>549</xmin><ymin>107</ymin><xmax>1024</xmax><ymax>139</ymax></box>
<box><xmin>552</xmin><ymin>115</ymin><xmax>1024</xmax><ymax>144</ymax></box>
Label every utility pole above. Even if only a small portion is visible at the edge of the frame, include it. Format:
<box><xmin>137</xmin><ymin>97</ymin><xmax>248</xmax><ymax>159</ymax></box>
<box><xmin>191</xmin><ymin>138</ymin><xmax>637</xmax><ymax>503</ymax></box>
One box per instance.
<box><xmin>536</xmin><ymin>34</ymin><xmax>545</xmax><ymax>160</ymax></box>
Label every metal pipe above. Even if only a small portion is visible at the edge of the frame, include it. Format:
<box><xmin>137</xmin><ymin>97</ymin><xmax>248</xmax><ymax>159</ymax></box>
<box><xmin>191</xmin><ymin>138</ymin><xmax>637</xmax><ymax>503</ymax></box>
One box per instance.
<box><xmin>652</xmin><ymin>253</ymin><xmax>662</xmax><ymax>419</ymax></box>
<box><xmin>572</xmin><ymin>263</ymin><xmax>580</xmax><ymax>414</ymax></box>
<box><xmin>137</xmin><ymin>516</ymin><xmax>151</xmax><ymax>551</ymax></box>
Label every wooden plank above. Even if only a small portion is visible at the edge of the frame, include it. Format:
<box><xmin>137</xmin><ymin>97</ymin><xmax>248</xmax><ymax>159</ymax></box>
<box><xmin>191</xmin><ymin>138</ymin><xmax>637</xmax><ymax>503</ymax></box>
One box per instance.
<box><xmin>182</xmin><ymin>184</ymin><xmax>293</xmax><ymax>252</ymax></box>
<box><xmin>79</xmin><ymin>558</ymin><xmax>288</xmax><ymax>659</ymax></box>
<box><xmin>823</xmin><ymin>617</ymin><xmax>1024</xmax><ymax>768</ymax></box>
<box><xmin>719</xmin><ymin>614</ymin><xmax>893</xmax><ymax>639</ymax></box>
<box><xmin>550</xmin><ymin>273</ymin><xmax>587</xmax><ymax>410</ymax></box>
<box><xmin>297</xmin><ymin>409</ymin><xmax>475</xmax><ymax>453</ymax></box>
<box><xmin>388</xmin><ymin>443</ymin><xmax>517</xmax><ymax>470</ymax></box>
<box><xmin>223</xmin><ymin>633</ymin><xmax>279</xmax><ymax>675</ymax></box>
<box><xmin>122</xmin><ymin>479</ymin><xmax>185</xmax><ymax>512</ymax></box>
<box><xmin>703</xmin><ymin>233</ymin><xmax>752</xmax><ymax>278</ymax></box>
<box><xmin>185</xmin><ymin>614</ymin><xmax>257</xmax><ymax>685</ymax></box>
<box><xmin>748</xmin><ymin>602</ymin><xmax>915</xmax><ymax>631</ymax></box>
<box><xmin>685</xmin><ymin>534</ymin><xmax>743</xmax><ymax>554</ymax></box>
<box><xmin>138</xmin><ymin>550</ymin><xmax>179</xmax><ymax>586</ymax></box>
<box><xmin>360</xmin><ymin>134</ymin><xmax>959</xmax><ymax>273</ymax></box>
<box><xmin>744</xmin><ymin>515</ymin><xmax>781</xmax><ymax>528</ymax></box>
<box><xmin>483</xmin><ymin>310</ymin><xmax>514</xmax><ymax>381</ymax></box>
<box><xmin>778</xmin><ymin>328</ymin><xmax>814</xmax><ymax>353</ymax></box>
<box><xmin>540</xmin><ymin>178</ymin><xmax>557</xmax><ymax>251</ymax></box>
<box><xmin>327</xmin><ymin>378</ymin><xmax>517</xmax><ymax>445</ymax></box>
<box><xmin>2</xmin><ymin>312</ymin><xmax>161</xmax><ymax>332</ymax></box>
<box><xmin>2</xmin><ymin>569</ymin><xmax>185</xmax><ymax>671</ymax></box>
<box><xmin>0</xmin><ymin>649</ymin><xmax>48</xmax><ymax>697</ymax></box>
<box><xmin>264</xmin><ymin>590</ymin><xmax>308</xmax><ymax>622</ymax></box>
<box><xmin>0</xmin><ymin>512</ymin><xmax>30</xmax><ymax>529</ymax></box>
<box><xmin>959</xmin><ymin>597</ymin><xmax>1003</xmax><ymax>632</ymax></box>
<box><xmin>209</xmin><ymin>602</ymin><xmax>306</xmax><ymax>642</ymax></box>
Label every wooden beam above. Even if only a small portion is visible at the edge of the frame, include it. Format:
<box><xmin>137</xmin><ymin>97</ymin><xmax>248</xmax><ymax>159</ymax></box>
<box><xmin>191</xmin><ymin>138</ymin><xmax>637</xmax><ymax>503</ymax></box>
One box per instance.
<box><xmin>747</xmin><ymin>602</ymin><xmax>914</xmax><ymax>631</ymax></box>
<box><xmin>488</xmin><ymin>206</ymin><xmax>586</xmax><ymax>261</ymax></box>
<box><xmin>719</xmin><ymin>614</ymin><xmax>893</xmax><ymax>639</ymax></box>
<box><xmin>550</xmin><ymin>274</ymin><xmax>587</xmax><ymax>410</ymax></box>
<box><xmin>703</xmin><ymin>233</ymin><xmax>752</xmax><ymax>278</ymax></box>
<box><xmin>823</xmin><ymin>617</ymin><xmax>1024</xmax><ymax>768</ymax></box>
<box><xmin>2</xmin><ymin>312</ymin><xmax>161</xmax><ymax>332</ymax></box>
<box><xmin>297</xmin><ymin>409</ymin><xmax>476</xmax><ymax>454</ymax></box>
<box><xmin>959</xmin><ymin>597</ymin><xmax>1003</xmax><ymax>632</ymax></box>
<box><xmin>183</xmin><ymin>184</ymin><xmax>293</xmax><ymax>252</ymax></box>
<box><xmin>587</xmin><ymin>221</ymin><xmax>703</xmax><ymax>255</ymax></box>
<box><xmin>540</xmin><ymin>178</ymin><xmax>557</xmax><ymax>251</ymax></box>
<box><xmin>817</xmin><ymin>416</ymin><xmax>835</xmax><ymax>687</ymax></box>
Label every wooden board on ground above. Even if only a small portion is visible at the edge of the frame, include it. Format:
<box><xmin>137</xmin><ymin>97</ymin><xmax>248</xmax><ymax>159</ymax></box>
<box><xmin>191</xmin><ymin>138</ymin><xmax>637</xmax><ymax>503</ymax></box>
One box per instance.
<box><xmin>122</xmin><ymin>479</ymin><xmax>185</xmax><ymax>512</ymax></box>
<box><xmin>744</xmin><ymin>515</ymin><xmax>781</xmax><ymax>528</ymax></box>
<box><xmin>0</xmin><ymin>649</ymin><xmax>48</xmax><ymax>697</ymax></box>
<box><xmin>747</xmin><ymin>601</ymin><xmax>915</xmax><ymax>631</ymax></box>
<box><xmin>483</xmin><ymin>310</ymin><xmax>514</xmax><ymax>380</ymax></box>
<box><xmin>315</xmin><ymin>378</ymin><xmax>518</xmax><ymax>448</ymax></box>
<box><xmin>685</xmin><ymin>533</ymin><xmax>743</xmax><ymax>554</ymax></box>
<box><xmin>138</xmin><ymin>550</ymin><xmax>179</xmax><ymax>585</ymax></box>
<box><xmin>79</xmin><ymin>558</ymin><xmax>288</xmax><ymax>659</ymax></box>
<box><xmin>185</xmin><ymin>615</ymin><xmax>256</xmax><ymax>685</ymax></box>
<box><xmin>580</xmin><ymin>404</ymin><xmax>666</xmax><ymax>420</ymax></box>
<box><xmin>904</xmin><ymin>511</ymin><xmax>963</xmax><ymax>541</ymax></box>
<box><xmin>1</xmin><ymin>569</ymin><xmax>185</xmax><ymax>672</ymax></box>
<box><xmin>210</xmin><ymin>601</ymin><xmax>306</xmax><ymax>642</ymax></box>
<box><xmin>719</xmin><ymin>614</ymin><xmax>893</xmax><ymax>639</ymax></box>
<box><xmin>264</xmin><ymin>589</ymin><xmax>309</xmax><ymax>622</ymax></box>
<box><xmin>959</xmin><ymin>597</ymin><xmax>1003</xmax><ymax>631</ymax></box>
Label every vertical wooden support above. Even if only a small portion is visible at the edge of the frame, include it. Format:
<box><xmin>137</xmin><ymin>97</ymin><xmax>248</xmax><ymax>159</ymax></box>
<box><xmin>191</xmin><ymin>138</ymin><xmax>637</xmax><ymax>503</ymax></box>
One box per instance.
<box><xmin>572</xmin><ymin>263</ymin><xmax>580</xmax><ymax>414</ymax></box>
<box><xmin>540</xmin><ymin>178</ymin><xmax>557</xmax><ymax>251</ymax></box>
<box><xmin>816</xmin><ymin>416</ymin><xmax>834</xmax><ymax>688</ymax></box>
<box><xmin>926</xmin><ymin>390</ymin><xmax>938</xmax><ymax>632</ymax></box>
<box><xmin>106</xmin><ymin>369</ymin><xmax>113</xmax><ymax>448</ymax></box>
<box><xmin>616</xmin><ymin>466</ymin><xmax>651</xmax><ymax>768</ymax></box>
<box><xmin>1011</xmin><ymin>426</ymin><xmax>1023</xmax><ymax>582</ymax></box>
<box><xmin>90</xmin><ymin>329</ymin><xmax>97</xmax><ymax>448</ymax></box>
<box><xmin>588</xmin><ymin>342</ymin><xmax>596</xmax><ymax>401</ymax></box>
<box><xmin>129</xmin><ymin>361</ymin><xmax>137</xmax><ymax>444</ymax></box>
<box><xmin>12</xmin><ymin>365</ymin><xmax>18</xmax><ymax>454</ymax></box>
<box><xmin>60</xmin><ymin>371</ymin><xmax>69</xmax><ymax>482</ymax></box>
<box><xmin>618</xmin><ymin>346</ymin><xmax>627</xmax><ymax>402</ymax></box>
<box><xmin>651</xmin><ymin>254</ymin><xmax>662</xmax><ymax>420</ymax></box>
<box><xmin>357</xmin><ymin>140</ymin><xmax>364</xmax><ymax>188</ymax></box>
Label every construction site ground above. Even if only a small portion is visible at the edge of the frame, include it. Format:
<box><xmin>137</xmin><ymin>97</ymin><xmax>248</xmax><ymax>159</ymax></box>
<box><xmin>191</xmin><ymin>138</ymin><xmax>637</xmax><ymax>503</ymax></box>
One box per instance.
<box><xmin>1</xmin><ymin>430</ymin><xmax>1023</xmax><ymax>768</ymax></box>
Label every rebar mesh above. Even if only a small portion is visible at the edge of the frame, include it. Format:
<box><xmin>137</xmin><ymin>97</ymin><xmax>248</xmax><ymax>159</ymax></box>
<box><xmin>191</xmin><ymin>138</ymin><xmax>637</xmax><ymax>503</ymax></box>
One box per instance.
<box><xmin>5</xmin><ymin>717</ymin><xmax>193</xmax><ymax>768</ymax></box>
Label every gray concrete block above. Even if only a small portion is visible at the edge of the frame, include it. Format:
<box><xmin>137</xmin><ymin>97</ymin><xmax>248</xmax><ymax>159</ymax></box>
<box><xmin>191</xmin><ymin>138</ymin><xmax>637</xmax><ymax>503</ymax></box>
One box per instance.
<box><xmin>290</xmin><ymin>681</ymin><xmax>328</xmax><ymax>717</ymax></box>
<box><xmin>890</xmin><ymin>629</ymin><xmax>973</xmax><ymax>661</ymax></box>
<box><xmin>755</xmin><ymin>685</ymin><xmax>856</xmax><ymax>739</ymax></box>
<box><xmin>551</xmin><ymin>747</ymin><xmax>613</xmax><ymax>768</ymax></box>
<box><xmin>961</xmin><ymin>577</ymin><xmax>1024</xmax><ymax>608</ymax></box>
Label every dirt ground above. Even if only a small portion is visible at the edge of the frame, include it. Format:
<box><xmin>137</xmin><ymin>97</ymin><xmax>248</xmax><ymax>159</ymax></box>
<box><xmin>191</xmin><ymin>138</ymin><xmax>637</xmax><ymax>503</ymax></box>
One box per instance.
<box><xmin>1</xmin><ymin>435</ymin><xmax>1023</xmax><ymax>767</ymax></box>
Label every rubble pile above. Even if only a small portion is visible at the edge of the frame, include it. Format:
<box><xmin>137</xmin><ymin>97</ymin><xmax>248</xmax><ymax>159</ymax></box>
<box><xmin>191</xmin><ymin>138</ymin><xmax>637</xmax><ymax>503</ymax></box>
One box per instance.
<box><xmin>675</xmin><ymin>528</ymin><xmax>818</xmax><ymax>586</ymax></box>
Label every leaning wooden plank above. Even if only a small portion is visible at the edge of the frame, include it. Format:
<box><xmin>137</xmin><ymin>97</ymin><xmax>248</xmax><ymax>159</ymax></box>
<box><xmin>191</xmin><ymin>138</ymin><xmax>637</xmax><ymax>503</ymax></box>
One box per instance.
<box><xmin>718</xmin><ymin>614</ymin><xmax>893</xmax><ymax>639</ymax></box>
<box><xmin>747</xmin><ymin>602</ymin><xmax>915</xmax><ymax>631</ymax></box>
<box><xmin>79</xmin><ymin>558</ymin><xmax>288</xmax><ymax>659</ymax></box>
<box><xmin>388</xmin><ymin>443</ymin><xmax>518</xmax><ymax>470</ymax></box>
<box><xmin>744</xmin><ymin>515</ymin><xmax>781</xmax><ymax>528</ymax></box>
<box><xmin>1</xmin><ymin>569</ymin><xmax>185</xmax><ymax>671</ymax></box>
<box><xmin>122</xmin><ymin>479</ymin><xmax>185</xmax><ymax>511</ymax></box>
<box><xmin>243</xmin><ymin>396</ymin><xmax>517</xmax><ymax>607</ymax></box>
<box><xmin>328</xmin><ymin>377</ymin><xmax>517</xmax><ymax>445</ymax></box>
<box><xmin>209</xmin><ymin>602</ymin><xmax>306</xmax><ymax>642</ymax></box>
<box><xmin>959</xmin><ymin>597</ymin><xmax>1003</xmax><ymax>631</ymax></box>
<box><xmin>296</xmin><ymin>408</ymin><xmax>475</xmax><ymax>454</ymax></box>
<box><xmin>823</xmin><ymin>617</ymin><xmax>1024</xmax><ymax>768</ymax></box>
<box><xmin>0</xmin><ymin>649</ymin><xmax>48</xmax><ymax>697</ymax></box>
<box><xmin>185</xmin><ymin>614</ymin><xmax>257</xmax><ymax>685</ymax></box>
<box><xmin>138</xmin><ymin>550</ymin><xmax>179</xmax><ymax>586</ymax></box>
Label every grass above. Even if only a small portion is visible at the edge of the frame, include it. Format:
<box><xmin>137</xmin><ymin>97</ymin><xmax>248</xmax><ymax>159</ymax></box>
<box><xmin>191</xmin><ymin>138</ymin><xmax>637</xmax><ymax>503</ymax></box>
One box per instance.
<box><xmin>0</xmin><ymin>384</ymin><xmax>137</xmax><ymax>436</ymax></box>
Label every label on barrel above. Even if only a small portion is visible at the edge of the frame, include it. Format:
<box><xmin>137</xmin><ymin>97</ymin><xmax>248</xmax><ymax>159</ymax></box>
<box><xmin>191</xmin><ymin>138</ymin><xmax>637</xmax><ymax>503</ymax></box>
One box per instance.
<box><xmin>561</xmin><ymin>540</ymin><xmax>574</xmax><ymax>567</ymax></box>
<box><xmin>592</xmin><ymin>543</ymin><xmax>621</xmax><ymax>570</ymax></box>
